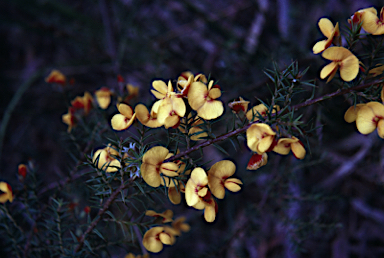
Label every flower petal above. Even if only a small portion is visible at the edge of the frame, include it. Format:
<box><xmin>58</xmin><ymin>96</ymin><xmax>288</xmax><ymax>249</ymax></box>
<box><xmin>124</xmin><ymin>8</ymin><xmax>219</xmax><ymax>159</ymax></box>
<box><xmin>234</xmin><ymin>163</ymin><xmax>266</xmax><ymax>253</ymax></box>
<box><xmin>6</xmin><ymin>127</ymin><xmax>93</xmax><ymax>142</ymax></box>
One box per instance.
<box><xmin>356</xmin><ymin>105</ymin><xmax>377</xmax><ymax>134</ymax></box>
<box><xmin>224</xmin><ymin>178</ymin><xmax>242</xmax><ymax>192</ymax></box>
<box><xmin>318</xmin><ymin>18</ymin><xmax>335</xmax><ymax>38</ymax></box>
<box><xmin>340</xmin><ymin>54</ymin><xmax>359</xmax><ymax>82</ymax></box>
<box><xmin>197</xmin><ymin>100</ymin><xmax>224</xmax><ymax>120</ymax></box>
<box><xmin>188</xmin><ymin>82</ymin><xmax>207</xmax><ymax>110</ymax></box>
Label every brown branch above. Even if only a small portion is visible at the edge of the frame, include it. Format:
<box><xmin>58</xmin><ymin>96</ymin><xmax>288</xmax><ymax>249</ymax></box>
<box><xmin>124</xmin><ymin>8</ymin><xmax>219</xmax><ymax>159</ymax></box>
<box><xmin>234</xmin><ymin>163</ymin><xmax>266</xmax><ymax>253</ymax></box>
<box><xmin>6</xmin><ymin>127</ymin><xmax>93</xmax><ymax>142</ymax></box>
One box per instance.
<box><xmin>166</xmin><ymin>79</ymin><xmax>382</xmax><ymax>163</ymax></box>
<box><xmin>74</xmin><ymin>182</ymin><xmax>127</xmax><ymax>253</ymax></box>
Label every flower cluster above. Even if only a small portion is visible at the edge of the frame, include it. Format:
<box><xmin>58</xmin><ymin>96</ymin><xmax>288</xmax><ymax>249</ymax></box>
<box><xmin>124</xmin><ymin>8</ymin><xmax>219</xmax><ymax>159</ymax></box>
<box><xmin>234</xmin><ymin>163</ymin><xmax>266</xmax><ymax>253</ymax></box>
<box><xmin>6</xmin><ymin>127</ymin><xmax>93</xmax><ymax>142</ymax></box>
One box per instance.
<box><xmin>344</xmin><ymin>88</ymin><xmax>384</xmax><ymax>138</ymax></box>
<box><xmin>143</xmin><ymin>210</ymin><xmax>190</xmax><ymax>253</ymax></box>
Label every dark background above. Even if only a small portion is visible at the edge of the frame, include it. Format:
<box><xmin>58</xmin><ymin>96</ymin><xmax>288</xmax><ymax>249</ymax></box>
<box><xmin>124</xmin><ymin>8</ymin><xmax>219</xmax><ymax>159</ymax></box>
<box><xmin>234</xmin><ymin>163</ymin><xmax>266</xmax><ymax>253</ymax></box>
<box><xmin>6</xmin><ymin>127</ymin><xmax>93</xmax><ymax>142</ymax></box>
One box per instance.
<box><xmin>1</xmin><ymin>0</ymin><xmax>384</xmax><ymax>257</ymax></box>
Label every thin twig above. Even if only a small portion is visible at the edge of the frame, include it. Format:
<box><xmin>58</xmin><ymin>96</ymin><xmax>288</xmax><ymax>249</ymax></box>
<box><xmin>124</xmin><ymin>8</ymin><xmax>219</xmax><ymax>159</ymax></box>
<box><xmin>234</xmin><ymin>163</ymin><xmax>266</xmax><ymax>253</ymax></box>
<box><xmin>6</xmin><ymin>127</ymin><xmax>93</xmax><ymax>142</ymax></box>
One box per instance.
<box><xmin>166</xmin><ymin>79</ymin><xmax>382</xmax><ymax>163</ymax></box>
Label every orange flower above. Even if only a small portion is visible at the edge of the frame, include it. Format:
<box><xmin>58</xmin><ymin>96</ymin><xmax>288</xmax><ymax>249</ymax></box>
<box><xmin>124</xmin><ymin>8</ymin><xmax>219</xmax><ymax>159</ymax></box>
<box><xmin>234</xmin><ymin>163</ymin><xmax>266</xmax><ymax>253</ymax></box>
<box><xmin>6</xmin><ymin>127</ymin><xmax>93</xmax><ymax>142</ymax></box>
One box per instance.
<box><xmin>71</xmin><ymin>92</ymin><xmax>94</xmax><ymax>115</ymax></box>
<box><xmin>62</xmin><ymin>107</ymin><xmax>76</xmax><ymax>132</ymax></box>
<box><xmin>320</xmin><ymin>47</ymin><xmax>359</xmax><ymax>82</ymax></box>
<box><xmin>207</xmin><ymin>160</ymin><xmax>242</xmax><ymax>199</ymax></box>
<box><xmin>111</xmin><ymin>103</ymin><xmax>136</xmax><ymax>131</ymax></box>
<box><xmin>142</xmin><ymin>227</ymin><xmax>175</xmax><ymax>253</ymax></box>
<box><xmin>95</xmin><ymin>87</ymin><xmax>113</xmax><ymax>109</ymax></box>
<box><xmin>145</xmin><ymin>209</ymin><xmax>173</xmax><ymax>223</ymax></box>
<box><xmin>273</xmin><ymin>136</ymin><xmax>306</xmax><ymax>159</ymax></box>
<box><xmin>246</xmin><ymin>123</ymin><xmax>276</xmax><ymax>154</ymax></box>
<box><xmin>246</xmin><ymin>153</ymin><xmax>268</xmax><ymax>170</ymax></box>
<box><xmin>92</xmin><ymin>145</ymin><xmax>121</xmax><ymax>172</ymax></box>
<box><xmin>313</xmin><ymin>18</ymin><xmax>340</xmax><ymax>54</ymax></box>
<box><xmin>141</xmin><ymin>146</ymin><xmax>179</xmax><ymax>188</ymax></box>
<box><xmin>187</xmin><ymin>80</ymin><xmax>224</xmax><ymax>120</ymax></box>
<box><xmin>45</xmin><ymin>69</ymin><xmax>66</xmax><ymax>85</ymax></box>
<box><xmin>0</xmin><ymin>182</ymin><xmax>13</xmax><ymax>203</ymax></box>
<box><xmin>18</xmin><ymin>164</ymin><xmax>27</xmax><ymax>179</ymax></box>
<box><xmin>228</xmin><ymin>97</ymin><xmax>250</xmax><ymax>114</ymax></box>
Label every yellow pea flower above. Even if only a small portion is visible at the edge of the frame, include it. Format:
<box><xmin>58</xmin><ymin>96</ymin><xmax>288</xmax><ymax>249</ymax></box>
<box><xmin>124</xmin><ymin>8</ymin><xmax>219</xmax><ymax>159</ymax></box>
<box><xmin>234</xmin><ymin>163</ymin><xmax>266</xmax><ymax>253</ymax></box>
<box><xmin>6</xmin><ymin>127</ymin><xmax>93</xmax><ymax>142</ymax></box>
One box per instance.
<box><xmin>145</xmin><ymin>209</ymin><xmax>173</xmax><ymax>223</ymax></box>
<box><xmin>356</xmin><ymin>7</ymin><xmax>384</xmax><ymax>35</ymax></box>
<box><xmin>355</xmin><ymin>102</ymin><xmax>384</xmax><ymax>138</ymax></box>
<box><xmin>125</xmin><ymin>253</ymin><xmax>149</xmax><ymax>258</ymax></box>
<box><xmin>185</xmin><ymin>167</ymin><xmax>209</xmax><ymax>207</ymax></box>
<box><xmin>95</xmin><ymin>87</ymin><xmax>113</xmax><ymax>109</ymax></box>
<box><xmin>246</xmin><ymin>123</ymin><xmax>276</xmax><ymax>154</ymax></box>
<box><xmin>171</xmin><ymin>217</ymin><xmax>190</xmax><ymax>236</ymax></box>
<box><xmin>151</xmin><ymin>80</ymin><xmax>172</xmax><ymax>100</ymax></box>
<box><xmin>187</xmin><ymin>80</ymin><xmax>224</xmax><ymax>120</ymax></box>
<box><xmin>92</xmin><ymin>145</ymin><xmax>121</xmax><ymax>172</ymax></box>
<box><xmin>127</xmin><ymin>84</ymin><xmax>139</xmax><ymax>98</ymax></box>
<box><xmin>228</xmin><ymin>97</ymin><xmax>250</xmax><ymax>114</ymax></box>
<box><xmin>135</xmin><ymin>103</ymin><xmax>162</xmax><ymax>128</ymax></box>
<box><xmin>320</xmin><ymin>47</ymin><xmax>359</xmax><ymax>82</ymax></box>
<box><xmin>0</xmin><ymin>182</ymin><xmax>13</xmax><ymax>203</ymax></box>
<box><xmin>247</xmin><ymin>153</ymin><xmax>268</xmax><ymax>170</ymax></box>
<box><xmin>368</xmin><ymin>64</ymin><xmax>384</xmax><ymax>77</ymax></box>
<box><xmin>246</xmin><ymin>104</ymin><xmax>280</xmax><ymax>122</ymax></box>
<box><xmin>177</xmin><ymin>72</ymin><xmax>208</xmax><ymax>96</ymax></box>
<box><xmin>141</xmin><ymin>146</ymin><xmax>179</xmax><ymax>188</ymax></box>
<box><xmin>344</xmin><ymin>103</ymin><xmax>366</xmax><ymax>123</ymax></box>
<box><xmin>142</xmin><ymin>227</ymin><xmax>174</xmax><ymax>253</ymax></box>
<box><xmin>111</xmin><ymin>103</ymin><xmax>136</xmax><ymax>131</ymax></box>
<box><xmin>45</xmin><ymin>69</ymin><xmax>66</xmax><ymax>85</ymax></box>
<box><xmin>313</xmin><ymin>18</ymin><xmax>340</xmax><ymax>54</ymax></box>
<box><xmin>207</xmin><ymin>160</ymin><xmax>242</xmax><ymax>199</ymax></box>
<box><xmin>192</xmin><ymin>191</ymin><xmax>217</xmax><ymax>223</ymax></box>
<box><xmin>273</xmin><ymin>136</ymin><xmax>306</xmax><ymax>159</ymax></box>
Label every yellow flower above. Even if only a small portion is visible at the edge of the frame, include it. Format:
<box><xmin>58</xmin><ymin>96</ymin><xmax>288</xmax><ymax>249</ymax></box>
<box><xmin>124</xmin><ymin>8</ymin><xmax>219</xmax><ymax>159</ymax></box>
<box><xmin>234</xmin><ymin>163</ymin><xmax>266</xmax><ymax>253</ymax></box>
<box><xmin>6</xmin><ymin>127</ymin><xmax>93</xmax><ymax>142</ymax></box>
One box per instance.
<box><xmin>92</xmin><ymin>145</ymin><xmax>121</xmax><ymax>172</ymax></box>
<box><xmin>313</xmin><ymin>18</ymin><xmax>340</xmax><ymax>54</ymax></box>
<box><xmin>320</xmin><ymin>47</ymin><xmax>359</xmax><ymax>82</ymax></box>
<box><xmin>273</xmin><ymin>136</ymin><xmax>306</xmax><ymax>159</ymax></box>
<box><xmin>111</xmin><ymin>103</ymin><xmax>136</xmax><ymax>131</ymax></box>
<box><xmin>0</xmin><ymin>182</ymin><xmax>13</xmax><ymax>203</ymax></box>
<box><xmin>246</xmin><ymin>123</ymin><xmax>276</xmax><ymax>154</ymax></box>
<box><xmin>368</xmin><ymin>64</ymin><xmax>384</xmax><ymax>77</ymax></box>
<box><xmin>142</xmin><ymin>227</ymin><xmax>174</xmax><ymax>253</ymax></box>
<box><xmin>355</xmin><ymin>102</ymin><xmax>384</xmax><ymax>138</ymax></box>
<box><xmin>207</xmin><ymin>160</ymin><xmax>242</xmax><ymax>199</ymax></box>
<box><xmin>151</xmin><ymin>80</ymin><xmax>172</xmax><ymax>100</ymax></box>
<box><xmin>187</xmin><ymin>80</ymin><xmax>224</xmax><ymax>120</ymax></box>
<box><xmin>127</xmin><ymin>84</ymin><xmax>139</xmax><ymax>98</ymax></box>
<box><xmin>228</xmin><ymin>97</ymin><xmax>250</xmax><ymax>114</ymax></box>
<box><xmin>135</xmin><ymin>103</ymin><xmax>163</xmax><ymax>128</ymax></box>
<box><xmin>62</xmin><ymin>107</ymin><xmax>76</xmax><ymax>132</ymax></box>
<box><xmin>246</xmin><ymin>104</ymin><xmax>280</xmax><ymax>122</ymax></box>
<box><xmin>125</xmin><ymin>253</ymin><xmax>149</xmax><ymax>258</ymax></box>
<box><xmin>192</xmin><ymin>191</ymin><xmax>217</xmax><ymax>223</ymax></box>
<box><xmin>45</xmin><ymin>69</ymin><xmax>66</xmax><ymax>85</ymax></box>
<box><xmin>344</xmin><ymin>103</ymin><xmax>366</xmax><ymax>123</ymax></box>
<box><xmin>185</xmin><ymin>167</ymin><xmax>209</xmax><ymax>207</ymax></box>
<box><xmin>171</xmin><ymin>217</ymin><xmax>190</xmax><ymax>236</ymax></box>
<box><xmin>246</xmin><ymin>153</ymin><xmax>268</xmax><ymax>170</ymax></box>
<box><xmin>357</xmin><ymin>7</ymin><xmax>384</xmax><ymax>35</ymax></box>
<box><xmin>95</xmin><ymin>87</ymin><xmax>113</xmax><ymax>109</ymax></box>
<box><xmin>177</xmin><ymin>72</ymin><xmax>208</xmax><ymax>96</ymax></box>
<box><xmin>145</xmin><ymin>209</ymin><xmax>173</xmax><ymax>223</ymax></box>
<box><xmin>141</xmin><ymin>146</ymin><xmax>179</xmax><ymax>188</ymax></box>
